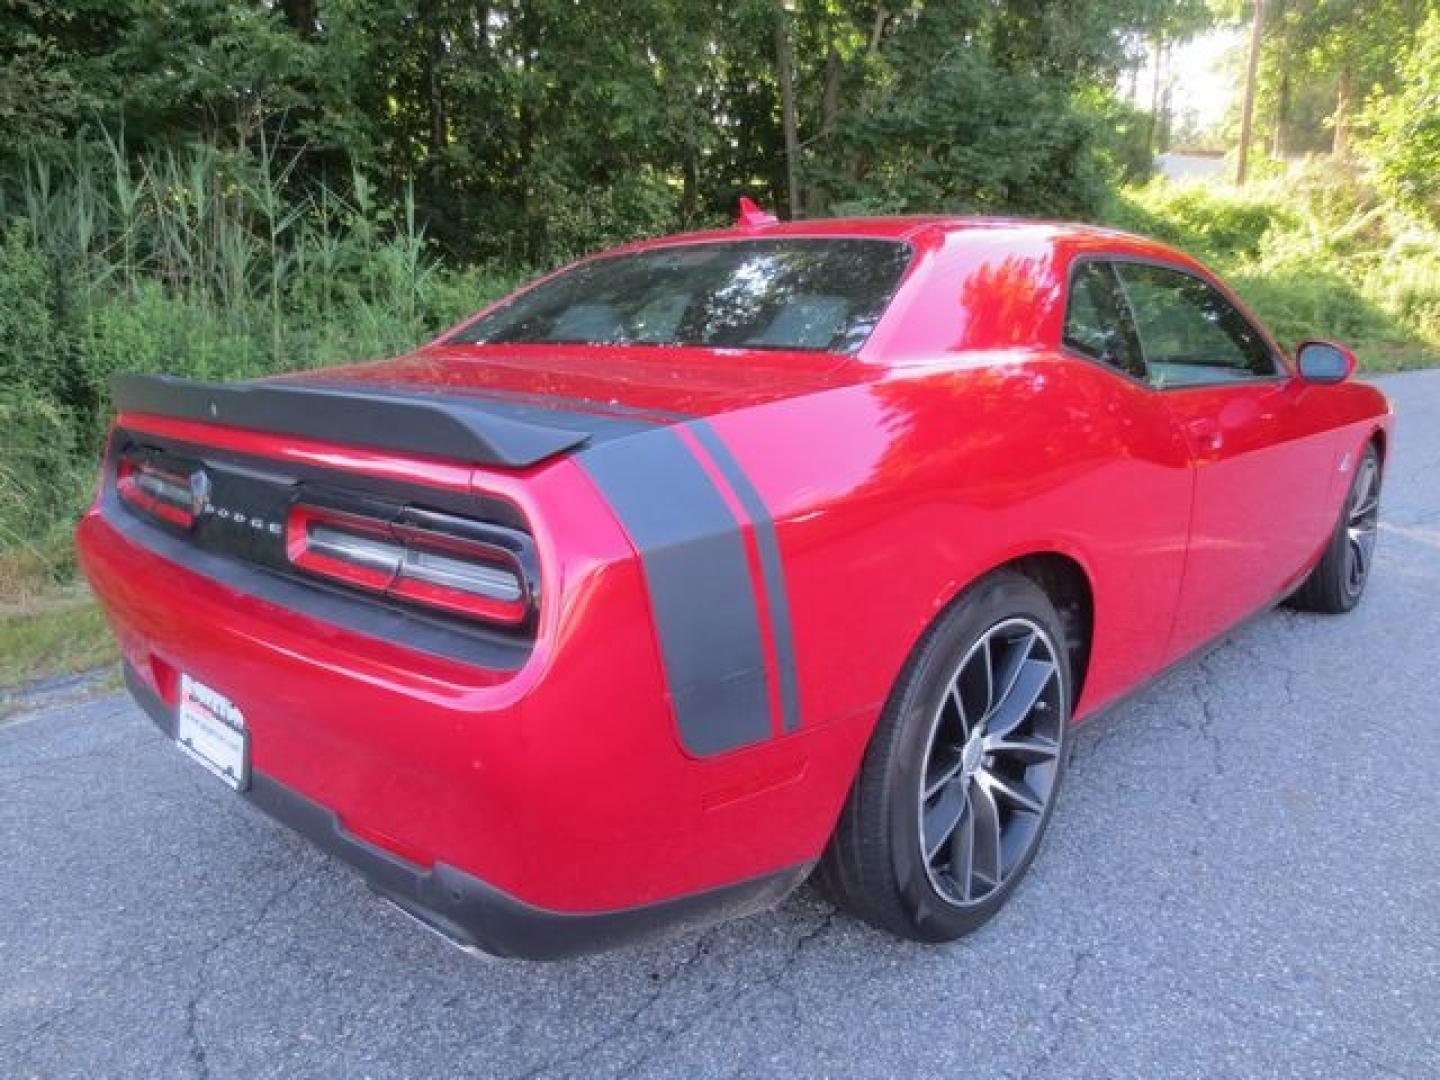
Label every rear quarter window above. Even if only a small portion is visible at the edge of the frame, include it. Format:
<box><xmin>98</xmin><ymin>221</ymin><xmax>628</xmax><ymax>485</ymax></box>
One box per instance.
<box><xmin>1063</xmin><ymin>260</ymin><xmax>1147</xmax><ymax>381</ymax></box>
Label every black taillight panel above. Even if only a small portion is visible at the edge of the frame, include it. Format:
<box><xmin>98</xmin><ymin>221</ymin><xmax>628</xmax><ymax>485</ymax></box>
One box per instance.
<box><xmin>106</xmin><ymin>431</ymin><xmax>539</xmax><ymax>637</ymax></box>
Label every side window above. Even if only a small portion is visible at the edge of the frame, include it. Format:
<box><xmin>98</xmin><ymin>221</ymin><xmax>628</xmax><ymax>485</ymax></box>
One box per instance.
<box><xmin>1063</xmin><ymin>261</ymin><xmax>1146</xmax><ymax>381</ymax></box>
<box><xmin>1114</xmin><ymin>263</ymin><xmax>1277</xmax><ymax>387</ymax></box>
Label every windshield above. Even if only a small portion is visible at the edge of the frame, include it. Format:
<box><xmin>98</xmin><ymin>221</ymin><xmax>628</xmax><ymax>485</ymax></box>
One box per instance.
<box><xmin>452</xmin><ymin>239</ymin><xmax>912</xmax><ymax>354</ymax></box>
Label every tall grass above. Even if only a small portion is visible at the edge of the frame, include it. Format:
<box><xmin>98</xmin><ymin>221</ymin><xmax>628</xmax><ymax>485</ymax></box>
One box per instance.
<box><xmin>5</xmin><ymin>132</ymin><xmax>480</xmax><ymax>367</ymax></box>
<box><xmin>0</xmin><ymin>133</ymin><xmax>525</xmax><ymax>590</ymax></box>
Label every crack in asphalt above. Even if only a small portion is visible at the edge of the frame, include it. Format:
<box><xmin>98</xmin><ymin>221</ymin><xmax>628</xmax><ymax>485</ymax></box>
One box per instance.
<box><xmin>181</xmin><ymin>863</ymin><xmax>318</xmax><ymax>1079</ymax></box>
<box><xmin>1171</xmin><ymin>985</ymin><xmax>1424</xmax><ymax>1080</ymax></box>
<box><xmin>1013</xmin><ymin>945</ymin><xmax>1094</xmax><ymax>1080</ymax></box>
<box><xmin>510</xmin><ymin>929</ymin><xmax>718</xmax><ymax>1080</ymax></box>
<box><xmin>761</xmin><ymin>907</ymin><xmax>840</xmax><ymax>1030</ymax></box>
<box><xmin>712</xmin><ymin>906</ymin><xmax>841</xmax><ymax>1044</ymax></box>
<box><xmin>1177</xmin><ymin>646</ymin><xmax>1232</xmax><ymax>821</ymax></box>
<box><xmin>597</xmin><ymin>907</ymin><xmax>840</xmax><ymax>1079</ymax></box>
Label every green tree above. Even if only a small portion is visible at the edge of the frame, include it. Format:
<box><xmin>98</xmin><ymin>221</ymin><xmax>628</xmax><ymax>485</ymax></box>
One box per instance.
<box><xmin>1240</xmin><ymin>0</ymin><xmax>1432</xmax><ymax>160</ymax></box>
<box><xmin>1364</xmin><ymin>9</ymin><xmax>1440</xmax><ymax>222</ymax></box>
<box><xmin>1</xmin><ymin>0</ymin><xmax>1229</xmax><ymax>256</ymax></box>
<box><xmin>801</xmin><ymin>1</ymin><xmax>1196</xmax><ymax>218</ymax></box>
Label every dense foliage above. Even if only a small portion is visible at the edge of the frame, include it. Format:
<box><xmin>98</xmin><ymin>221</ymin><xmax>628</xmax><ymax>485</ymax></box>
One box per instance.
<box><xmin>1363</xmin><ymin>10</ymin><xmax>1440</xmax><ymax>224</ymax></box>
<box><xmin>1</xmin><ymin>1</ymin><xmax>1197</xmax><ymax>259</ymax></box>
<box><xmin>0</xmin><ymin>138</ymin><xmax>525</xmax><ymax>580</ymax></box>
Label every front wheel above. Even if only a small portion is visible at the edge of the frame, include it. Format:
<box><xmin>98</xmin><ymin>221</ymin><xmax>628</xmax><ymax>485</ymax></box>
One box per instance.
<box><xmin>1289</xmin><ymin>443</ymin><xmax>1381</xmax><ymax>614</ymax></box>
<box><xmin>817</xmin><ymin>571</ymin><xmax>1071</xmax><ymax>942</ymax></box>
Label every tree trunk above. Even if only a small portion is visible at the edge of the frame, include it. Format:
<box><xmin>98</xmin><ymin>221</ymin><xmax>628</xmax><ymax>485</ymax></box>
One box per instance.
<box><xmin>1268</xmin><ymin>0</ymin><xmax>1290</xmax><ymax>159</ymax></box>
<box><xmin>848</xmin><ymin>4</ymin><xmax>889</xmax><ymax>183</ymax></box>
<box><xmin>1236</xmin><ymin>0</ymin><xmax>1265</xmax><ymax>186</ymax></box>
<box><xmin>1271</xmin><ymin>69</ymin><xmax>1290</xmax><ymax>159</ymax></box>
<box><xmin>281</xmin><ymin>0</ymin><xmax>318</xmax><ymax>38</ymax></box>
<box><xmin>1146</xmin><ymin>32</ymin><xmax>1165</xmax><ymax>155</ymax></box>
<box><xmin>821</xmin><ymin>45</ymin><xmax>842</xmax><ymax>137</ymax></box>
<box><xmin>1332</xmin><ymin>65</ymin><xmax>1352</xmax><ymax>158</ymax></box>
<box><xmin>808</xmin><ymin>44</ymin><xmax>843</xmax><ymax>216</ymax></box>
<box><xmin>866</xmin><ymin>5</ymin><xmax>888</xmax><ymax>51</ymax></box>
<box><xmin>421</xmin><ymin>2</ymin><xmax>446</xmax><ymax>158</ymax></box>
<box><xmin>774</xmin><ymin>0</ymin><xmax>802</xmax><ymax>219</ymax></box>
<box><xmin>681</xmin><ymin>140</ymin><xmax>699</xmax><ymax>223</ymax></box>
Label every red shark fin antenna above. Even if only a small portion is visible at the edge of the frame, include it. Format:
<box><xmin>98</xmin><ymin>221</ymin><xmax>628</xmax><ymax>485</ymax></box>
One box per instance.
<box><xmin>736</xmin><ymin>196</ymin><xmax>779</xmax><ymax>229</ymax></box>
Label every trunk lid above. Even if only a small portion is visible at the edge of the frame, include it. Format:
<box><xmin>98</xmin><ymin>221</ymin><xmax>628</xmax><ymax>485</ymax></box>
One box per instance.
<box><xmin>309</xmin><ymin>341</ymin><xmax>874</xmax><ymax>418</ymax></box>
<box><xmin>115</xmin><ymin>343</ymin><xmax>872</xmax><ymax>470</ymax></box>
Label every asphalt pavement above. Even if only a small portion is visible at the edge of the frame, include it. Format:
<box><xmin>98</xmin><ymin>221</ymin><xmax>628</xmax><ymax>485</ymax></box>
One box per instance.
<box><xmin>4</xmin><ymin>371</ymin><xmax>1440</xmax><ymax>1079</ymax></box>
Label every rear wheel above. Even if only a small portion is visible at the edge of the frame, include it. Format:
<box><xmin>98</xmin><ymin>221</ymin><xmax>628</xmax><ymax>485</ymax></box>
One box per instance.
<box><xmin>1289</xmin><ymin>443</ymin><xmax>1381</xmax><ymax>614</ymax></box>
<box><xmin>817</xmin><ymin>571</ymin><xmax>1071</xmax><ymax>942</ymax></box>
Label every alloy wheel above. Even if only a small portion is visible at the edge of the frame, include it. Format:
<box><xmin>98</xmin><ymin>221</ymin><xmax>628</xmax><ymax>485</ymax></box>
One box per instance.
<box><xmin>917</xmin><ymin>618</ymin><xmax>1065</xmax><ymax>907</ymax></box>
<box><xmin>1345</xmin><ymin>453</ymin><xmax>1381</xmax><ymax>599</ymax></box>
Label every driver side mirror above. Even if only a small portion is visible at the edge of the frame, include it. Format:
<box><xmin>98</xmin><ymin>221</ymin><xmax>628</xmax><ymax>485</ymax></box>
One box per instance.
<box><xmin>1296</xmin><ymin>340</ymin><xmax>1357</xmax><ymax>384</ymax></box>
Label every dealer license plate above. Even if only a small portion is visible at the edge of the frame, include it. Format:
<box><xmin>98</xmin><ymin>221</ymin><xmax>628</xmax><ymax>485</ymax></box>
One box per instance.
<box><xmin>176</xmin><ymin>674</ymin><xmax>249</xmax><ymax>791</ymax></box>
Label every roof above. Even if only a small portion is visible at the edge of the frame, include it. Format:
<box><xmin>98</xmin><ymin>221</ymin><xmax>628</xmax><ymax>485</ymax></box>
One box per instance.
<box><xmin>613</xmin><ymin>212</ymin><xmax>1161</xmax><ymax>256</ymax></box>
<box><xmin>596</xmin><ymin>216</ymin><xmax>1169</xmax><ymax>275</ymax></box>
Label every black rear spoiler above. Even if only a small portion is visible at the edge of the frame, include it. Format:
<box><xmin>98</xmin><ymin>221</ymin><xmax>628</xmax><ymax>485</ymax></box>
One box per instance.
<box><xmin>111</xmin><ymin>374</ymin><xmax>599</xmax><ymax>468</ymax></box>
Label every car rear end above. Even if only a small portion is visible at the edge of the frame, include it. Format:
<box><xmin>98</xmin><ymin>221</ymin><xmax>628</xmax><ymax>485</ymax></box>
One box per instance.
<box><xmin>76</xmin><ymin>227</ymin><xmax>928</xmax><ymax>958</ymax></box>
<box><xmin>77</xmin><ymin>377</ymin><xmax>830</xmax><ymax>958</ymax></box>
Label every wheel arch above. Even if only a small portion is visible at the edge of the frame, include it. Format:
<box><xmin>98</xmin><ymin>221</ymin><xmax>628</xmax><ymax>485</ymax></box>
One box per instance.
<box><xmin>915</xmin><ymin>548</ymin><xmax>1096</xmax><ymax>715</ymax></box>
<box><xmin>1368</xmin><ymin>425</ymin><xmax>1387</xmax><ymax>465</ymax></box>
<box><xmin>999</xmin><ymin>552</ymin><xmax>1095</xmax><ymax>710</ymax></box>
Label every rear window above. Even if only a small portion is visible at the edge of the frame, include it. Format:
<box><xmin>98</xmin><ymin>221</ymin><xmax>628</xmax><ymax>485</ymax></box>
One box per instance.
<box><xmin>452</xmin><ymin>239</ymin><xmax>913</xmax><ymax>354</ymax></box>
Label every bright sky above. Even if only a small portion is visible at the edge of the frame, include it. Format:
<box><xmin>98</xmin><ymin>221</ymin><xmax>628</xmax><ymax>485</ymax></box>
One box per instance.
<box><xmin>1125</xmin><ymin>27</ymin><xmax>1247</xmax><ymax>136</ymax></box>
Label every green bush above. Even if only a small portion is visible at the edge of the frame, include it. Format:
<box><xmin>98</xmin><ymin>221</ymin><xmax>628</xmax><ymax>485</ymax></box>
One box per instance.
<box><xmin>0</xmin><ymin>389</ymin><xmax>90</xmax><ymax>576</ymax></box>
<box><xmin>1108</xmin><ymin>182</ymin><xmax>1298</xmax><ymax>264</ymax></box>
<box><xmin>529</xmin><ymin>166</ymin><xmax>680</xmax><ymax>265</ymax></box>
<box><xmin>1226</xmin><ymin>265</ymin><xmax>1395</xmax><ymax>349</ymax></box>
<box><xmin>0</xmin><ymin>260</ymin><xmax>523</xmax><ymax>583</ymax></box>
<box><xmin>1364</xmin><ymin>11</ymin><xmax>1440</xmax><ymax>227</ymax></box>
<box><xmin>0</xmin><ymin>139</ymin><xmax>532</xmax><ymax>586</ymax></box>
<box><xmin>0</xmin><ymin>219</ymin><xmax>65</xmax><ymax>399</ymax></box>
<box><xmin>1076</xmin><ymin>88</ymin><xmax>1155</xmax><ymax>187</ymax></box>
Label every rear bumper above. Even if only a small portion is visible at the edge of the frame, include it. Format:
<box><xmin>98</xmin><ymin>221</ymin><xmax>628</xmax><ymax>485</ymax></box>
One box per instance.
<box><xmin>123</xmin><ymin>662</ymin><xmax>808</xmax><ymax>960</ymax></box>
<box><xmin>78</xmin><ymin>419</ymin><xmax>874</xmax><ymax>948</ymax></box>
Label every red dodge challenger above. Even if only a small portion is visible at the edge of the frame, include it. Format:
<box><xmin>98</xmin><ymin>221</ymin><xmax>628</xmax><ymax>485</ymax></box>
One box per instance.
<box><xmin>78</xmin><ymin>207</ymin><xmax>1392</xmax><ymax>959</ymax></box>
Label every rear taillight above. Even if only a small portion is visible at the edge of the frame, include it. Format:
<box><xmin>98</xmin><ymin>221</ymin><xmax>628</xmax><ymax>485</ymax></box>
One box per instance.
<box><xmin>117</xmin><ymin>456</ymin><xmax>195</xmax><ymax>528</ymax></box>
<box><xmin>287</xmin><ymin>502</ymin><xmax>534</xmax><ymax>627</ymax></box>
<box><xmin>112</xmin><ymin>440</ymin><xmax>535</xmax><ymax>630</ymax></box>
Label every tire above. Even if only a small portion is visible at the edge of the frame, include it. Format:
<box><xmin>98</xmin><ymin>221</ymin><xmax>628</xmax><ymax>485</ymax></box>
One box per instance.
<box><xmin>1288</xmin><ymin>443</ymin><xmax>1381</xmax><ymax>615</ymax></box>
<box><xmin>817</xmin><ymin>570</ymin><xmax>1072</xmax><ymax>942</ymax></box>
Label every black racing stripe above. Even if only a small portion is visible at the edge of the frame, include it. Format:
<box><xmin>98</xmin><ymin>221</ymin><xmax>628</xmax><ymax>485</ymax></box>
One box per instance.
<box><xmin>688</xmin><ymin>421</ymin><xmax>800</xmax><ymax>734</ymax></box>
<box><xmin>580</xmin><ymin>430</ymin><xmax>772</xmax><ymax>756</ymax></box>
